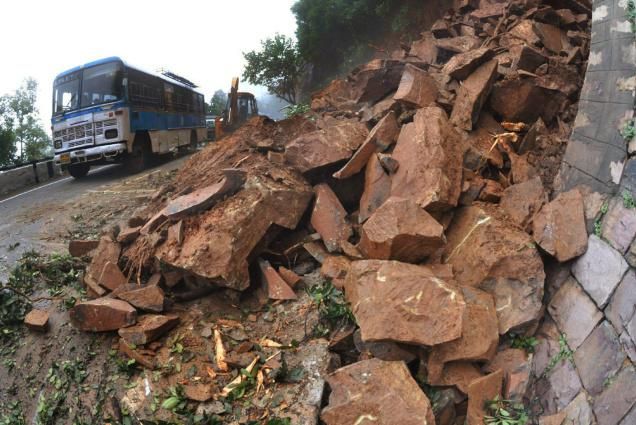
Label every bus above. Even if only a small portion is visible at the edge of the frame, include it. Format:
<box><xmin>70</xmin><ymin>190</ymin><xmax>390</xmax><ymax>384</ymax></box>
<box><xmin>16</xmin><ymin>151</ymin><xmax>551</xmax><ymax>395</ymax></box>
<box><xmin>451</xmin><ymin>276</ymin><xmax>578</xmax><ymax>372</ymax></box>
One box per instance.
<box><xmin>51</xmin><ymin>57</ymin><xmax>206</xmax><ymax>178</ymax></box>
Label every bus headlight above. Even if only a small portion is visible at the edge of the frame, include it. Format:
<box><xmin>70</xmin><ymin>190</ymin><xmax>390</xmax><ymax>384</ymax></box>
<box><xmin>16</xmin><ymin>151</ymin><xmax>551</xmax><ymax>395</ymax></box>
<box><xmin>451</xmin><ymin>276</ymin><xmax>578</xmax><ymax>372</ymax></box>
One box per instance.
<box><xmin>54</xmin><ymin>140</ymin><xmax>62</xmax><ymax>149</ymax></box>
<box><xmin>105</xmin><ymin>129</ymin><xmax>118</xmax><ymax>139</ymax></box>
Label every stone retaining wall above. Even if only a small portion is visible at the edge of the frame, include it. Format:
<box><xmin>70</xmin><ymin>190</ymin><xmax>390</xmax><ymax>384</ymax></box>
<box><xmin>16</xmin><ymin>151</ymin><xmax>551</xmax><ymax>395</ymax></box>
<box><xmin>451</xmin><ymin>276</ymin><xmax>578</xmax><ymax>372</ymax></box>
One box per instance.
<box><xmin>541</xmin><ymin>0</ymin><xmax>636</xmax><ymax>423</ymax></box>
<box><xmin>0</xmin><ymin>161</ymin><xmax>62</xmax><ymax>196</ymax></box>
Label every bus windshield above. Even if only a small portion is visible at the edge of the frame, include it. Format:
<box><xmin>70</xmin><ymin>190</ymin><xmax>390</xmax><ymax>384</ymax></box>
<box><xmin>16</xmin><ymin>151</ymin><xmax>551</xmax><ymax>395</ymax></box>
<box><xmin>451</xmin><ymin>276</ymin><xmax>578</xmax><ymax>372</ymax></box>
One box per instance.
<box><xmin>53</xmin><ymin>61</ymin><xmax>123</xmax><ymax>116</ymax></box>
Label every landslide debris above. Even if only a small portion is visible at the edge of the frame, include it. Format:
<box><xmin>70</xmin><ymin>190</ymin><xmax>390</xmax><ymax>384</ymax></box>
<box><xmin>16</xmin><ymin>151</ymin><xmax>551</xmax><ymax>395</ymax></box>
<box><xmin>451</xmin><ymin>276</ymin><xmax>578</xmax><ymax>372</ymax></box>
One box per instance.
<box><xmin>21</xmin><ymin>0</ymin><xmax>594</xmax><ymax>423</ymax></box>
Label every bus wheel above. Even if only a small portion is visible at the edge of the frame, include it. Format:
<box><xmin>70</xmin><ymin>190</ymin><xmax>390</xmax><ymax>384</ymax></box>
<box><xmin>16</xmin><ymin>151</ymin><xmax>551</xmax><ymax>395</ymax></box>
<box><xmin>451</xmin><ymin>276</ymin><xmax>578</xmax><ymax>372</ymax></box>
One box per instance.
<box><xmin>68</xmin><ymin>163</ymin><xmax>90</xmax><ymax>179</ymax></box>
<box><xmin>125</xmin><ymin>141</ymin><xmax>152</xmax><ymax>174</ymax></box>
<box><xmin>190</xmin><ymin>130</ymin><xmax>198</xmax><ymax>150</ymax></box>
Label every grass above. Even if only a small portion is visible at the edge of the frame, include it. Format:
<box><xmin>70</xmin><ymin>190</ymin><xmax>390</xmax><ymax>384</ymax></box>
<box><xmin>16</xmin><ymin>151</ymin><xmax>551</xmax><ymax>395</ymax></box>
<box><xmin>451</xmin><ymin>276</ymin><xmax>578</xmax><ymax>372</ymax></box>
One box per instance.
<box><xmin>622</xmin><ymin>190</ymin><xmax>636</xmax><ymax>209</ymax></box>
<box><xmin>510</xmin><ymin>334</ymin><xmax>539</xmax><ymax>353</ymax></box>
<box><xmin>283</xmin><ymin>103</ymin><xmax>310</xmax><ymax>118</ymax></box>
<box><xmin>594</xmin><ymin>201</ymin><xmax>609</xmax><ymax>238</ymax></box>
<box><xmin>306</xmin><ymin>280</ymin><xmax>355</xmax><ymax>337</ymax></box>
<box><xmin>484</xmin><ymin>396</ymin><xmax>529</xmax><ymax>425</ymax></box>
<box><xmin>0</xmin><ymin>400</ymin><xmax>25</xmax><ymax>425</ymax></box>
<box><xmin>543</xmin><ymin>334</ymin><xmax>574</xmax><ymax>377</ymax></box>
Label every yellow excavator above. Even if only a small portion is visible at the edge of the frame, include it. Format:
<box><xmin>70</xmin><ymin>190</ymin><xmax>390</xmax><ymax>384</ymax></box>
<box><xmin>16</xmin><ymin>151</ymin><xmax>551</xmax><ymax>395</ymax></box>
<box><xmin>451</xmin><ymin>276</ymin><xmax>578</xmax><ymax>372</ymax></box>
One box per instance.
<box><xmin>215</xmin><ymin>77</ymin><xmax>259</xmax><ymax>140</ymax></box>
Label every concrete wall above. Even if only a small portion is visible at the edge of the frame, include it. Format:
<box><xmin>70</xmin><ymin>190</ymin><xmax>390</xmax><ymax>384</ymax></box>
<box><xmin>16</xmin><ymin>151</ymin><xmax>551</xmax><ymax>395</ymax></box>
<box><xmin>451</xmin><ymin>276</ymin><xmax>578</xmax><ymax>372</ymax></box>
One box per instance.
<box><xmin>0</xmin><ymin>161</ymin><xmax>62</xmax><ymax>196</ymax></box>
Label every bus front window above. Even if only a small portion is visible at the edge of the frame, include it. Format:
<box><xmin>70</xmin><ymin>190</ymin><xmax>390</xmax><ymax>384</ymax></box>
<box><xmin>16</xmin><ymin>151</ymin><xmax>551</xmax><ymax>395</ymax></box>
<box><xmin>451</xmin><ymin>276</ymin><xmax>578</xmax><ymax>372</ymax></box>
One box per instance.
<box><xmin>81</xmin><ymin>62</ymin><xmax>123</xmax><ymax>108</ymax></box>
<box><xmin>53</xmin><ymin>72</ymin><xmax>80</xmax><ymax>115</ymax></box>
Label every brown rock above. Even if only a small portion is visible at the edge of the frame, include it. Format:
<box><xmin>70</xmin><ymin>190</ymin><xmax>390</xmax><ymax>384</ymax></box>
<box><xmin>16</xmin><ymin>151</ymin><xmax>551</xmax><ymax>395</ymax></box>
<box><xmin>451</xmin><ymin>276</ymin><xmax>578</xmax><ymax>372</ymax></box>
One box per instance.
<box><xmin>428</xmin><ymin>361</ymin><xmax>483</xmax><ymax>394</ymax></box>
<box><xmin>485</xmin><ymin>349</ymin><xmax>533</xmax><ymax>401</ymax></box>
<box><xmin>167</xmin><ymin>221</ymin><xmax>184</xmax><ymax>246</ymax></box>
<box><xmin>333</xmin><ymin>111</ymin><xmax>399</xmax><ymax>179</ymax></box>
<box><xmin>436</xmin><ymin>35</ymin><xmax>481</xmax><ymax>53</ymax></box>
<box><xmin>470</xmin><ymin>2</ymin><xmax>505</xmax><ymax>19</ymax></box>
<box><xmin>119</xmin><ymin>338</ymin><xmax>155</xmax><ymax>369</ymax></box>
<box><xmin>146</xmin><ymin>273</ymin><xmax>163</xmax><ymax>287</ymax></box>
<box><xmin>500</xmin><ymin>177</ymin><xmax>547</xmax><ymax>230</ymax></box>
<box><xmin>285</xmin><ymin>120</ymin><xmax>369</xmax><ymax>174</ymax></box>
<box><xmin>490</xmin><ymin>79</ymin><xmax>564</xmax><ymax>124</ymax></box>
<box><xmin>534</xmin><ymin>22</ymin><xmax>569</xmax><ymax>53</ymax></box>
<box><xmin>352</xmin><ymin>330</ymin><xmax>417</xmax><ymax>362</ymax></box>
<box><xmin>184</xmin><ymin>384</ymin><xmax>215</xmax><ymax>402</ymax></box>
<box><xmin>140</xmin><ymin>209</ymin><xmax>168</xmax><ymax>235</ymax></box>
<box><xmin>393</xmin><ymin>64</ymin><xmax>440</xmax><ymax>108</ymax></box>
<box><xmin>70</xmin><ymin>298</ymin><xmax>137</xmax><ymax>332</ymax></box>
<box><xmin>361</xmin><ymin>93</ymin><xmax>400</xmax><ymax>123</ymax></box>
<box><xmin>267</xmin><ymin>151</ymin><xmax>285</xmax><ymax>164</ymax></box>
<box><xmin>321</xmin><ymin>358</ymin><xmax>435</xmax><ymax>425</ymax></box>
<box><xmin>507</xmin><ymin>45</ymin><xmax>547</xmax><ymax>73</ymax></box>
<box><xmin>85</xmin><ymin>237</ymin><xmax>121</xmax><ymax>286</ymax></box>
<box><xmin>506</xmin><ymin>148</ymin><xmax>539</xmax><ymax>184</ymax></box>
<box><xmin>98</xmin><ymin>261</ymin><xmax>128</xmax><ymax>292</ymax></box>
<box><xmin>462</xmin><ymin>112</ymin><xmax>505</xmax><ymax>170</ymax></box>
<box><xmin>358</xmin><ymin>197</ymin><xmax>445</xmax><ymax>262</ymax></box>
<box><xmin>443</xmin><ymin>47</ymin><xmax>494</xmax><ymax>80</ymax></box>
<box><xmin>68</xmin><ymin>240</ymin><xmax>99</xmax><ymax>257</ymax></box>
<box><xmin>156</xmin><ymin>169</ymin><xmax>313</xmax><ymax>291</ymax></box>
<box><xmin>311</xmin><ymin>79</ymin><xmax>355</xmax><ymax>111</ymax></box>
<box><xmin>466</xmin><ymin>370</ymin><xmax>504</xmax><ymax>425</ymax></box>
<box><xmin>117</xmin><ymin>226</ymin><xmax>141</xmax><ymax>244</ymax></box>
<box><xmin>391</xmin><ymin>107</ymin><xmax>463</xmax><ymax>211</ymax></box>
<box><xmin>509</xmin><ymin>20</ymin><xmax>541</xmax><ymax>46</ymax></box>
<box><xmin>359</xmin><ymin>154</ymin><xmax>391</xmax><ymax>223</ymax></box>
<box><xmin>304</xmin><ymin>241</ymin><xmax>329</xmax><ymax>263</ymax></box>
<box><xmin>479</xmin><ymin>179</ymin><xmax>504</xmax><ymax>203</ymax></box>
<box><xmin>116</xmin><ymin>285</ymin><xmax>165</xmax><ymax>313</ymax></box>
<box><xmin>278</xmin><ymin>266</ymin><xmax>302</xmax><ymax>288</ymax></box>
<box><xmin>164</xmin><ymin>169</ymin><xmax>247</xmax><ymax>219</ymax></box>
<box><xmin>118</xmin><ymin>314</ymin><xmax>179</xmax><ymax>345</ymax></box>
<box><xmin>533</xmin><ymin>190</ymin><xmax>588</xmax><ymax>262</ymax></box>
<box><xmin>450</xmin><ymin>60</ymin><xmax>499</xmax><ymax>131</ymax></box>
<box><xmin>409</xmin><ymin>33</ymin><xmax>438</xmax><ymax>64</ymax></box>
<box><xmin>24</xmin><ymin>309</ymin><xmax>49</xmax><ymax>332</ymax></box>
<box><xmin>442</xmin><ymin>204</ymin><xmax>545</xmax><ymax>334</ymax></box>
<box><xmin>377</xmin><ymin>153</ymin><xmax>399</xmax><ymax>174</ymax></box>
<box><xmin>345</xmin><ymin>260</ymin><xmax>465</xmax><ymax>346</ymax></box>
<box><xmin>320</xmin><ymin>256</ymin><xmax>351</xmax><ymax>290</ymax></box>
<box><xmin>163</xmin><ymin>270</ymin><xmax>183</xmax><ymax>288</ymax></box>
<box><xmin>429</xmin><ymin>287</ymin><xmax>498</xmax><ymax>373</ymax></box>
<box><xmin>258</xmin><ymin>259</ymin><xmax>297</xmax><ymax>300</ymax></box>
<box><xmin>350</xmin><ymin>59</ymin><xmax>406</xmax><ymax>104</ymax></box>
<box><xmin>431</xmin><ymin>19</ymin><xmax>451</xmax><ymax>38</ymax></box>
<box><xmin>311</xmin><ymin>184</ymin><xmax>352</xmax><ymax>253</ymax></box>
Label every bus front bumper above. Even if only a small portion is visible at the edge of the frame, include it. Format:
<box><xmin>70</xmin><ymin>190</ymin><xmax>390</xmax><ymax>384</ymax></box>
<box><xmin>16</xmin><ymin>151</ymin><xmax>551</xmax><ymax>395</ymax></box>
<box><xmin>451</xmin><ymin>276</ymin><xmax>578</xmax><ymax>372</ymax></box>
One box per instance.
<box><xmin>54</xmin><ymin>143</ymin><xmax>127</xmax><ymax>166</ymax></box>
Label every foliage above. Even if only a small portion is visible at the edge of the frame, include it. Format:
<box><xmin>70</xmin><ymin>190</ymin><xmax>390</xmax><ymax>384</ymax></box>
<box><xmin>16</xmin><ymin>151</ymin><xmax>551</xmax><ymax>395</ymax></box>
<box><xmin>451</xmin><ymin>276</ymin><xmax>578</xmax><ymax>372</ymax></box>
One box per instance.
<box><xmin>622</xmin><ymin>120</ymin><xmax>636</xmax><ymax>141</ymax></box>
<box><xmin>484</xmin><ymin>396</ymin><xmax>529</xmax><ymax>425</ymax></box>
<box><xmin>0</xmin><ymin>78</ymin><xmax>51</xmax><ymax>165</ymax></box>
<box><xmin>283</xmin><ymin>103</ymin><xmax>310</xmax><ymax>118</ymax></box>
<box><xmin>243</xmin><ymin>34</ymin><xmax>304</xmax><ymax>104</ymax></box>
<box><xmin>225</xmin><ymin>367</ymin><xmax>258</xmax><ymax>401</ymax></box>
<box><xmin>161</xmin><ymin>385</ymin><xmax>189</xmax><ymax>414</ymax></box>
<box><xmin>543</xmin><ymin>334</ymin><xmax>574</xmax><ymax>377</ymax></box>
<box><xmin>207</xmin><ymin>90</ymin><xmax>227</xmax><ymax>116</ymax></box>
<box><xmin>594</xmin><ymin>201</ymin><xmax>609</xmax><ymax>237</ymax></box>
<box><xmin>0</xmin><ymin>400</ymin><xmax>25</xmax><ymax>425</ymax></box>
<box><xmin>292</xmin><ymin>0</ymin><xmax>424</xmax><ymax>84</ymax></box>
<box><xmin>37</xmin><ymin>359</ymin><xmax>88</xmax><ymax>424</ymax></box>
<box><xmin>510</xmin><ymin>334</ymin><xmax>539</xmax><ymax>353</ymax></box>
<box><xmin>307</xmin><ymin>280</ymin><xmax>355</xmax><ymax>337</ymax></box>
<box><xmin>622</xmin><ymin>190</ymin><xmax>636</xmax><ymax>209</ymax></box>
<box><xmin>628</xmin><ymin>0</ymin><xmax>636</xmax><ymax>33</ymax></box>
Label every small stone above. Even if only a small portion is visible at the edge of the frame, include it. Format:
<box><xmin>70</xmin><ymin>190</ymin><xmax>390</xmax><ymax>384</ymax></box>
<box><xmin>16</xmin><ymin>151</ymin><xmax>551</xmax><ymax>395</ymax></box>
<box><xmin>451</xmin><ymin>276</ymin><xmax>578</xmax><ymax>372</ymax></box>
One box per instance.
<box><xmin>500</xmin><ymin>177</ymin><xmax>547</xmax><ymax>231</ymax></box>
<box><xmin>601</xmin><ymin>197</ymin><xmax>636</xmax><ymax>254</ymax></box>
<box><xmin>436</xmin><ymin>35</ymin><xmax>481</xmax><ymax>53</ymax></box>
<box><xmin>277</xmin><ymin>266</ymin><xmax>302</xmax><ymax>288</ymax></box>
<box><xmin>320</xmin><ymin>256</ymin><xmax>351</xmax><ymax>290</ymax></box>
<box><xmin>116</xmin><ymin>285</ymin><xmax>165</xmax><ymax>313</ymax></box>
<box><xmin>118</xmin><ymin>338</ymin><xmax>155</xmax><ymax>369</ymax></box>
<box><xmin>393</xmin><ymin>64</ymin><xmax>439</xmax><ymax>108</ymax></box>
<box><xmin>164</xmin><ymin>169</ymin><xmax>247</xmax><ymax>219</ymax></box>
<box><xmin>593</xmin><ymin>366</ymin><xmax>636</xmax><ymax>425</ymax></box>
<box><xmin>507</xmin><ymin>44</ymin><xmax>547</xmax><ymax>73</ymax></box>
<box><xmin>377</xmin><ymin>153</ymin><xmax>399</xmax><ymax>174</ymax></box>
<box><xmin>358</xmin><ymin>197</ymin><xmax>445</xmax><ymax>263</ymax></box>
<box><xmin>24</xmin><ymin>309</ymin><xmax>49</xmax><ymax>332</ymax></box>
<box><xmin>184</xmin><ymin>384</ymin><xmax>215</xmax><ymax>402</ymax></box>
<box><xmin>548</xmin><ymin>277</ymin><xmax>603</xmax><ymax>350</ymax></box>
<box><xmin>167</xmin><ymin>221</ymin><xmax>184</xmax><ymax>246</ymax></box>
<box><xmin>572</xmin><ymin>235</ymin><xmax>629</xmax><ymax>308</ymax></box>
<box><xmin>533</xmin><ymin>190</ymin><xmax>588</xmax><ymax>262</ymax></box>
<box><xmin>118</xmin><ymin>314</ymin><xmax>179</xmax><ymax>346</ymax></box>
<box><xmin>450</xmin><ymin>60</ymin><xmax>499</xmax><ymax>131</ymax></box>
<box><xmin>117</xmin><ymin>226</ymin><xmax>141</xmax><ymax>244</ymax></box>
<box><xmin>98</xmin><ymin>261</ymin><xmax>128</xmax><ymax>292</ymax></box>
<box><xmin>466</xmin><ymin>370</ymin><xmax>504</xmax><ymax>425</ymax></box>
<box><xmin>258</xmin><ymin>260</ymin><xmax>297</xmax><ymax>300</ymax></box>
<box><xmin>573</xmin><ymin>321</ymin><xmax>626</xmax><ymax>396</ymax></box>
<box><xmin>344</xmin><ymin>260</ymin><xmax>465</xmax><ymax>346</ymax></box>
<box><xmin>310</xmin><ymin>184</ymin><xmax>352</xmax><ymax>253</ymax></box>
<box><xmin>321</xmin><ymin>358</ymin><xmax>435</xmax><ymax>425</ymax></box>
<box><xmin>484</xmin><ymin>349</ymin><xmax>532</xmax><ymax>401</ymax></box>
<box><xmin>70</xmin><ymin>298</ymin><xmax>137</xmax><ymax>332</ymax></box>
<box><xmin>442</xmin><ymin>47</ymin><xmax>494</xmax><ymax>80</ymax></box>
<box><xmin>85</xmin><ymin>237</ymin><xmax>121</xmax><ymax>286</ymax></box>
<box><xmin>68</xmin><ymin>240</ymin><xmax>99</xmax><ymax>257</ymax></box>
<box><xmin>478</xmin><ymin>179</ymin><xmax>504</xmax><ymax>203</ymax></box>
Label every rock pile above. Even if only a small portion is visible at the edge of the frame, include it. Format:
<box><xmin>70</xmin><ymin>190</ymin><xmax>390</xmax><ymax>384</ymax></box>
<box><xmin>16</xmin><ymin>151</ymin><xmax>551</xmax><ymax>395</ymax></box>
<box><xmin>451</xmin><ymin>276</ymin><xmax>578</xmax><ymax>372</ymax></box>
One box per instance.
<box><xmin>65</xmin><ymin>0</ymin><xmax>593</xmax><ymax>423</ymax></box>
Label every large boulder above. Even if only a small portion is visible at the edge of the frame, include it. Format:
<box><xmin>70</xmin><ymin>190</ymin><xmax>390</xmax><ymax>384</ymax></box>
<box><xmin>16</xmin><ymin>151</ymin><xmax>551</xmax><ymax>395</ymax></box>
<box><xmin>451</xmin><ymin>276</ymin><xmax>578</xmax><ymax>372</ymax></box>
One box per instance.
<box><xmin>358</xmin><ymin>197</ymin><xmax>445</xmax><ymax>263</ymax></box>
<box><xmin>321</xmin><ymin>359</ymin><xmax>435</xmax><ymax>425</ymax></box>
<box><xmin>442</xmin><ymin>204</ymin><xmax>545</xmax><ymax>334</ymax></box>
<box><xmin>310</xmin><ymin>184</ymin><xmax>352</xmax><ymax>253</ymax></box>
<box><xmin>359</xmin><ymin>154</ymin><xmax>392</xmax><ymax>223</ymax></box>
<box><xmin>450</xmin><ymin>59</ymin><xmax>499</xmax><ymax>131</ymax></box>
<box><xmin>391</xmin><ymin>106</ymin><xmax>463</xmax><ymax>212</ymax></box>
<box><xmin>344</xmin><ymin>260</ymin><xmax>466</xmax><ymax>346</ymax></box>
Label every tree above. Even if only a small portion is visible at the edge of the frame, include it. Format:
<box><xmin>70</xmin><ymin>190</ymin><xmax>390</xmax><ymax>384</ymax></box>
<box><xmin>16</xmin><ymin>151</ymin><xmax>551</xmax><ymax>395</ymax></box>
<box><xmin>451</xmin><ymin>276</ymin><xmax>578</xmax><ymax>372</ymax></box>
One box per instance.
<box><xmin>0</xmin><ymin>78</ymin><xmax>51</xmax><ymax>165</ymax></box>
<box><xmin>207</xmin><ymin>90</ymin><xmax>227</xmax><ymax>116</ymax></box>
<box><xmin>242</xmin><ymin>34</ymin><xmax>303</xmax><ymax>104</ymax></box>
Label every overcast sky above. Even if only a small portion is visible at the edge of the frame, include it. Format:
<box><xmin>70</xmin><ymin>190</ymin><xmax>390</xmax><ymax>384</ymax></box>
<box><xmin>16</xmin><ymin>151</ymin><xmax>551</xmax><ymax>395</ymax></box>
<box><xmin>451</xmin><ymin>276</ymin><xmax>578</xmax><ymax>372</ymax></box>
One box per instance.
<box><xmin>0</xmin><ymin>0</ymin><xmax>298</xmax><ymax>131</ymax></box>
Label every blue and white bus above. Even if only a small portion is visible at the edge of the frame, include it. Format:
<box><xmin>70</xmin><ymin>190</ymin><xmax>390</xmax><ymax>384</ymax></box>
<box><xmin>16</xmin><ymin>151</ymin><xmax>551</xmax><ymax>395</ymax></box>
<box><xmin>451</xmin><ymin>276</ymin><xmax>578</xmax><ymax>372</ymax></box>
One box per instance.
<box><xmin>52</xmin><ymin>57</ymin><xmax>206</xmax><ymax>178</ymax></box>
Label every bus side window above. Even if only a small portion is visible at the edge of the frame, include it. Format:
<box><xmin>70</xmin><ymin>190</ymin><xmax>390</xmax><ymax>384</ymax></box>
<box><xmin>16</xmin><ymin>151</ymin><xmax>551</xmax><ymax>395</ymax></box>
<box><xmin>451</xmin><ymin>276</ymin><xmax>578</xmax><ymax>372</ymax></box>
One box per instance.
<box><xmin>164</xmin><ymin>83</ymin><xmax>174</xmax><ymax>112</ymax></box>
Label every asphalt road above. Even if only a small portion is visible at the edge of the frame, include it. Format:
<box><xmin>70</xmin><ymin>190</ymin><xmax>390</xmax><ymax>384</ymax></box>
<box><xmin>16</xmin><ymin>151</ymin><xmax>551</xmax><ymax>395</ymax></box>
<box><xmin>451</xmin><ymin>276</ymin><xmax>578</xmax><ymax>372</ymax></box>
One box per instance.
<box><xmin>0</xmin><ymin>155</ymin><xmax>190</xmax><ymax>282</ymax></box>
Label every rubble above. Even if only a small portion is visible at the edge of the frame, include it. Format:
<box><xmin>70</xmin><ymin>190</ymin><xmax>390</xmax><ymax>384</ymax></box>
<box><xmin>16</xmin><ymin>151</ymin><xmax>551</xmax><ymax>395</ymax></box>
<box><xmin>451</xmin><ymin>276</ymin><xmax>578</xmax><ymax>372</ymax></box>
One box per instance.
<box><xmin>466</xmin><ymin>370</ymin><xmax>504</xmax><ymax>425</ymax></box>
<box><xmin>24</xmin><ymin>309</ymin><xmax>49</xmax><ymax>332</ymax></box>
<box><xmin>311</xmin><ymin>184</ymin><xmax>352</xmax><ymax>253</ymax></box>
<box><xmin>500</xmin><ymin>177</ymin><xmax>547</xmax><ymax>230</ymax></box>
<box><xmin>358</xmin><ymin>153</ymin><xmax>391</xmax><ymax>222</ymax></box>
<box><xmin>70</xmin><ymin>298</ymin><xmax>137</xmax><ymax>332</ymax></box>
<box><xmin>118</xmin><ymin>314</ymin><xmax>179</xmax><ymax>345</ymax></box>
<box><xmin>68</xmin><ymin>239</ymin><xmax>99</xmax><ymax>257</ymax></box>
<box><xmin>450</xmin><ymin>59</ymin><xmax>499</xmax><ymax>131</ymax></box>
<box><xmin>321</xmin><ymin>359</ymin><xmax>435</xmax><ymax>425</ymax></box>
<box><xmin>116</xmin><ymin>285</ymin><xmax>166</xmax><ymax>313</ymax></box>
<box><xmin>393</xmin><ymin>63</ymin><xmax>440</xmax><ymax>108</ymax></box>
<box><xmin>258</xmin><ymin>259</ymin><xmax>297</xmax><ymax>300</ymax></box>
<box><xmin>98</xmin><ymin>261</ymin><xmax>128</xmax><ymax>291</ymax></box>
